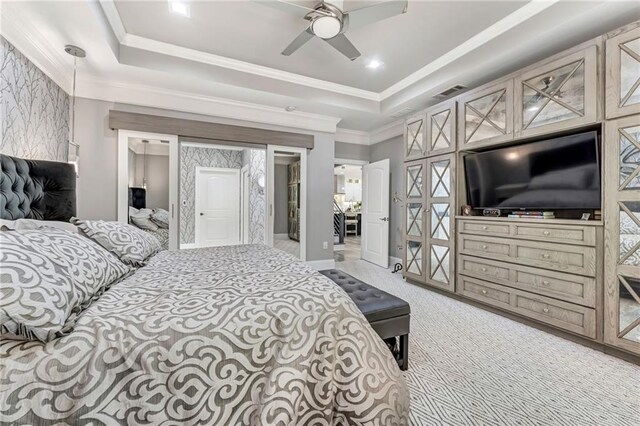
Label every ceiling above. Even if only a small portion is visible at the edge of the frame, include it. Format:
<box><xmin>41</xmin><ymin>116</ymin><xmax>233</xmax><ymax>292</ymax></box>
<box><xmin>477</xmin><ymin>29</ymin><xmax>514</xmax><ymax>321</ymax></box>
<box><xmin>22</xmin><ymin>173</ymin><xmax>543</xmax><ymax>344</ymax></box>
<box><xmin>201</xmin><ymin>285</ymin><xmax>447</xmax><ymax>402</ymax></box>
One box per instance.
<box><xmin>335</xmin><ymin>164</ymin><xmax>362</xmax><ymax>180</ymax></box>
<box><xmin>114</xmin><ymin>0</ymin><xmax>525</xmax><ymax>92</ymax></box>
<box><xmin>2</xmin><ymin>1</ymin><xmax>639</xmax><ymax>137</ymax></box>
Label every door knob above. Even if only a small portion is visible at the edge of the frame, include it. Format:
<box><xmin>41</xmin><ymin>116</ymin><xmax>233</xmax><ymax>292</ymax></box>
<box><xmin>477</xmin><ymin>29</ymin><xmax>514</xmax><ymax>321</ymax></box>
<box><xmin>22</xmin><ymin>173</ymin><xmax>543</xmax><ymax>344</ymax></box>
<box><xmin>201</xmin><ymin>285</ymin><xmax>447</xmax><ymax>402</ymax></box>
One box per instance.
<box><xmin>199</xmin><ymin>212</ymin><xmax>204</xmax><ymax>216</ymax></box>
<box><xmin>380</xmin><ymin>217</ymin><xmax>389</xmax><ymax>221</ymax></box>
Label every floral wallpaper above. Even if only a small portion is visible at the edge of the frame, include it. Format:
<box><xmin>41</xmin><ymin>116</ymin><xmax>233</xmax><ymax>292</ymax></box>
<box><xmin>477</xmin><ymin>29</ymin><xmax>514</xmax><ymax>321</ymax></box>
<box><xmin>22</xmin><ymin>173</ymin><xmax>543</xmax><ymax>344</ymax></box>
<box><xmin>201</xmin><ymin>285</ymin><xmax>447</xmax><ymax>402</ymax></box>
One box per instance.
<box><xmin>0</xmin><ymin>37</ymin><xmax>69</xmax><ymax>161</ymax></box>
<box><xmin>179</xmin><ymin>145</ymin><xmax>243</xmax><ymax>244</ymax></box>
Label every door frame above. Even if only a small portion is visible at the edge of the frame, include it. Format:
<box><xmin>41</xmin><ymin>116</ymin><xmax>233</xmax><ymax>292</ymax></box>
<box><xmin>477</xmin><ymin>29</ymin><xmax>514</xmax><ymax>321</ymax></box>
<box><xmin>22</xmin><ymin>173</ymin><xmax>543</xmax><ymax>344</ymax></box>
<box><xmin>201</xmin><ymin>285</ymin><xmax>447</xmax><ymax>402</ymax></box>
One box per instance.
<box><xmin>267</xmin><ymin>145</ymin><xmax>307</xmax><ymax>261</ymax></box>
<box><xmin>117</xmin><ymin>129</ymin><xmax>179</xmax><ymax>250</ymax></box>
<box><xmin>240</xmin><ymin>164</ymin><xmax>250</xmax><ymax>244</ymax></box>
<box><xmin>194</xmin><ymin>166</ymin><xmax>241</xmax><ymax>248</ymax></box>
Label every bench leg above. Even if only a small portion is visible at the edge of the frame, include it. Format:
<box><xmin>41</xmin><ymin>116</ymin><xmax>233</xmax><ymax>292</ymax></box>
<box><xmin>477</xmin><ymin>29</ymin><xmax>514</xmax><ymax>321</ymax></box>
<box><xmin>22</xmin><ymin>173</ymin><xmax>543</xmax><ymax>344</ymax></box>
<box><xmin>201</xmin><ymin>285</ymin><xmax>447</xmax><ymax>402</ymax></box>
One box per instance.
<box><xmin>398</xmin><ymin>334</ymin><xmax>409</xmax><ymax>371</ymax></box>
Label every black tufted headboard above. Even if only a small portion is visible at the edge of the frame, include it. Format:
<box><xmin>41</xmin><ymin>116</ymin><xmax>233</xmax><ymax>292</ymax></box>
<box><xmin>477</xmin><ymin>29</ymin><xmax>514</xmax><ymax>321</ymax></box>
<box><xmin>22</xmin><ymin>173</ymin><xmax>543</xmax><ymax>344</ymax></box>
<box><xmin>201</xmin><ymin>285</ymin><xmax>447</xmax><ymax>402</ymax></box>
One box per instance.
<box><xmin>1</xmin><ymin>154</ymin><xmax>77</xmax><ymax>221</ymax></box>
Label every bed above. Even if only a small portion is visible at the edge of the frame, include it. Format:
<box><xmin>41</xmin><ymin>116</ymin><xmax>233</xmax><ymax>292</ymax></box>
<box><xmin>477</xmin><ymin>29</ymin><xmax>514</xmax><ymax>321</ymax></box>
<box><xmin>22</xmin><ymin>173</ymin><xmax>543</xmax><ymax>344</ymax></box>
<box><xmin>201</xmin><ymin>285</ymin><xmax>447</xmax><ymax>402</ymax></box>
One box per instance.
<box><xmin>0</xmin><ymin>154</ymin><xmax>409</xmax><ymax>424</ymax></box>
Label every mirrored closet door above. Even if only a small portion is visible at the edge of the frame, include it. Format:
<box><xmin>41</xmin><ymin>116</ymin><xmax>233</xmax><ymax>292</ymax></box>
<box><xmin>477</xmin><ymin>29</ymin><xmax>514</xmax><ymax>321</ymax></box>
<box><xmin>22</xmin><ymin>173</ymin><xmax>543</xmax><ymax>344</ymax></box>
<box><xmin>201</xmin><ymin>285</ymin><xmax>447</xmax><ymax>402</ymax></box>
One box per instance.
<box><xmin>403</xmin><ymin>159</ymin><xmax>426</xmax><ymax>281</ymax></box>
<box><xmin>604</xmin><ymin>115</ymin><xmax>640</xmax><ymax>356</ymax></box>
<box><xmin>178</xmin><ymin>141</ymin><xmax>266</xmax><ymax>250</ymax></box>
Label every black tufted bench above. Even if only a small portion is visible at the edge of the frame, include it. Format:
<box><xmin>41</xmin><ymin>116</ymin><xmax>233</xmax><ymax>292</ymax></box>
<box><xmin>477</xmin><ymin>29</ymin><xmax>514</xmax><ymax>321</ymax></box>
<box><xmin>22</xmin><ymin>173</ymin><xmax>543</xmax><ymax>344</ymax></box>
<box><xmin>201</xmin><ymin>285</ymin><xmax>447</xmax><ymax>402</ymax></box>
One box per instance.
<box><xmin>320</xmin><ymin>269</ymin><xmax>410</xmax><ymax>370</ymax></box>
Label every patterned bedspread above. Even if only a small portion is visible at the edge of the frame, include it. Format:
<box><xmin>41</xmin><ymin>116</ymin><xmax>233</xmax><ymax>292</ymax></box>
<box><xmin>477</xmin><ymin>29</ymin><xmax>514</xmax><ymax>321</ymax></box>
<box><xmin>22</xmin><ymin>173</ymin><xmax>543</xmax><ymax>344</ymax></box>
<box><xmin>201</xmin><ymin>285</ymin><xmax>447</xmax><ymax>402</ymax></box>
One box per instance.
<box><xmin>144</xmin><ymin>226</ymin><xmax>169</xmax><ymax>250</ymax></box>
<box><xmin>0</xmin><ymin>245</ymin><xmax>409</xmax><ymax>425</ymax></box>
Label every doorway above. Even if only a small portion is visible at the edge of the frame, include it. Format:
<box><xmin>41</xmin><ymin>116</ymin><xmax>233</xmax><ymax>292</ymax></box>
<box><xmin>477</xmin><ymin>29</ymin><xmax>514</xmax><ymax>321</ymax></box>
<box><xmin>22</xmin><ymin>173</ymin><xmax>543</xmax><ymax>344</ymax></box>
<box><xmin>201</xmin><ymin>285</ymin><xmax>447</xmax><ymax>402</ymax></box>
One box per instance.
<box><xmin>333</xmin><ymin>163</ymin><xmax>364</xmax><ymax>262</ymax></box>
<box><xmin>195</xmin><ymin>167</ymin><xmax>241</xmax><ymax>247</ymax></box>
<box><xmin>267</xmin><ymin>146</ymin><xmax>306</xmax><ymax>260</ymax></box>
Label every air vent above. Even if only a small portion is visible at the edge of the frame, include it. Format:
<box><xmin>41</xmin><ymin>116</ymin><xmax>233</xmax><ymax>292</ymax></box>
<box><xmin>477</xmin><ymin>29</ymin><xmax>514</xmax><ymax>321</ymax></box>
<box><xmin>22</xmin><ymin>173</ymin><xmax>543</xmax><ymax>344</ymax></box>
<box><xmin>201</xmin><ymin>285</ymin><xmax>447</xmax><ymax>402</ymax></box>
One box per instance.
<box><xmin>390</xmin><ymin>108</ymin><xmax>414</xmax><ymax>119</ymax></box>
<box><xmin>434</xmin><ymin>84</ymin><xmax>467</xmax><ymax>98</ymax></box>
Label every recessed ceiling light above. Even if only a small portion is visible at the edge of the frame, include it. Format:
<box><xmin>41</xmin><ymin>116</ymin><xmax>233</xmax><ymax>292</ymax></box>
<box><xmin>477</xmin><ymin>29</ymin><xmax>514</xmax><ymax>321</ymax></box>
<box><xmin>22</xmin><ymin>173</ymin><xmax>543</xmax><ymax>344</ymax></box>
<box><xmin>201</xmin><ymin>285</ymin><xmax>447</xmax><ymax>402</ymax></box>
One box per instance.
<box><xmin>285</xmin><ymin>106</ymin><xmax>297</xmax><ymax>112</ymax></box>
<box><xmin>169</xmin><ymin>1</ymin><xmax>190</xmax><ymax>17</ymax></box>
<box><xmin>366</xmin><ymin>59</ymin><xmax>384</xmax><ymax>70</ymax></box>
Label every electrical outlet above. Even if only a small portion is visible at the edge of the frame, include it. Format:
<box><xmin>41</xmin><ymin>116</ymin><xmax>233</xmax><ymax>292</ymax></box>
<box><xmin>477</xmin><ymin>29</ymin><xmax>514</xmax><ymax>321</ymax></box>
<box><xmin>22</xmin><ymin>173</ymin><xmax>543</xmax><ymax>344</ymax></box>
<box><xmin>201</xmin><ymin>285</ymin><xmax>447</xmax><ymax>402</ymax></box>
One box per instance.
<box><xmin>323</xmin><ymin>241</ymin><xmax>328</xmax><ymax>250</ymax></box>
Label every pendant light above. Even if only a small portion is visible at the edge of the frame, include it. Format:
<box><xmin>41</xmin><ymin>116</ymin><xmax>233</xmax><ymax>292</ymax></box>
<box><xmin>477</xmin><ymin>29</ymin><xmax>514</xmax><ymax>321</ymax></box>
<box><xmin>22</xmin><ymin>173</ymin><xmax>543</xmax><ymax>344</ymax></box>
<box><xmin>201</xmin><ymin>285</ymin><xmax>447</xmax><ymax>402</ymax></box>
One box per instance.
<box><xmin>64</xmin><ymin>44</ymin><xmax>86</xmax><ymax>176</ymax></box>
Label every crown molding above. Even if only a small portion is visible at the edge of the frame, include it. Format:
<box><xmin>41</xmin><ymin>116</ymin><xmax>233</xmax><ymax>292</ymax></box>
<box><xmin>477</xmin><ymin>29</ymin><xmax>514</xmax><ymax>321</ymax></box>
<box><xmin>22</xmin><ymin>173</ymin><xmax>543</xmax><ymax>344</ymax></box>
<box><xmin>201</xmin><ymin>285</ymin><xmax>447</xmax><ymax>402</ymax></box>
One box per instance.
<box><xmin>0</xmin><ymin>1</ymin><xmax>72</xmax><ymax>94</ymax></box>
<box><xmin>335</xmin><ymin>128</ymin><xmax>370</xmax><ymax>145</ymax></box>
<box><xmin>80</xmin><ymin>77</ymin><xmax>342</xmax><ymax>134</ymax></box>
<box><xmin>370</xmin><ymin>120</ymin><xmax>404</xmax><ymax>145</ymax></box>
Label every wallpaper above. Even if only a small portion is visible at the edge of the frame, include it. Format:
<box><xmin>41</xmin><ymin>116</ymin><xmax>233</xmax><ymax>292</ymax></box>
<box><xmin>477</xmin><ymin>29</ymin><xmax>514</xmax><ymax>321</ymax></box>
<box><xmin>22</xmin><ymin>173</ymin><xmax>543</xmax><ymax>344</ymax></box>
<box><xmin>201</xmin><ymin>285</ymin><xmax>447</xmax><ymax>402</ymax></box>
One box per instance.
<box><xmin>179</xmin><ymin>145</ymin><xmax>244</xmax><ymax>244</ymax></box>
<box><xmin>246</xmin><ymin>148</ymin><xmax>266</xmax><ymax>245</ymax></box>
<box><xmin>0</xmin><ymin>36</ymin><xmax>69</xmax><ymax>161</ymax></box>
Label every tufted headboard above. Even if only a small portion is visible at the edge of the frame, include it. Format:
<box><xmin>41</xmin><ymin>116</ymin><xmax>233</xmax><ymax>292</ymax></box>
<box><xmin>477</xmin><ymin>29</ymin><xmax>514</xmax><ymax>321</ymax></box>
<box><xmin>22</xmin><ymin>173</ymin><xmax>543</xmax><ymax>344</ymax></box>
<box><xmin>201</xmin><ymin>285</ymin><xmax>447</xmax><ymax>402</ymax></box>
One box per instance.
<box><xmin>1</xmin><ymin>154</ymin><xmax>77</xmax><ymax>221</ymax></box>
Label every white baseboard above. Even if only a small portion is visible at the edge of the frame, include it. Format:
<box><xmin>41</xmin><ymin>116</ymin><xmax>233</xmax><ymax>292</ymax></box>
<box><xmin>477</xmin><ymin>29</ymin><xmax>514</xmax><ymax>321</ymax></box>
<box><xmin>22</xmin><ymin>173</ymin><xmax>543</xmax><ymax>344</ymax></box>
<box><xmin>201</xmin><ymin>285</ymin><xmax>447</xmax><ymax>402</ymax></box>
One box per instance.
<box><xmin>334</xmin><ymin>244</ymin><xmax>345</xmax><ymax>251</ymax></box>
<box><xmin>180</xmin><ymin>243</ymin><xmax>197</xmax><ymax>249</ymax></box>
<box><xmin>389</xmin><ymin>256</ymin><xmax>402</xmax><ymax>266</ymax></box>
<box><xmin>307</xmin><ymin>259</ymin><xmax>336</xmax><ymax>270</ymax></box>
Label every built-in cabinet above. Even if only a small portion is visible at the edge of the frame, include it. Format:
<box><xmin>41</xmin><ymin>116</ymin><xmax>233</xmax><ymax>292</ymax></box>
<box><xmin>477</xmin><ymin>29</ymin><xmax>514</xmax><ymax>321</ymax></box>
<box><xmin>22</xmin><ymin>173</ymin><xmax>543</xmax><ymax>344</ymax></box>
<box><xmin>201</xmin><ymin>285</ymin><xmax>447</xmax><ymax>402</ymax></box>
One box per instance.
<box><xmin>425</xmin><ymin>100</ymin><xmax>456</xmax><ymax>155</ymax></box>
<box><xmin>288</xmin><ymin>161</ymin><xmax>300</xmax><ymax>241</ymax></box>
<box><xmin>605</xmin><ymin>24</ymin><xmax>640</xmax><ymax>119</ymax></box>
<box><xmin>425</xmin><ymin>155</ymin><xmax>455</xmax><ymax>291</ymax></box>
<box><xmin>604</xmin><ymin>114</ymin><xmax>640</xmax><ymax>354</ymax></box>
<box><xmin>401</xmin><ymin>20</ymin><xmax>640</xmax><ymax>361</ymax></box>
<box><xmin>403</xmin><ymin>159</ymin><xmax>426</xmax><ymax>281</ymax></box>
<box><xmin>514</xmin><ymin>46</ymin><xmax>599</xmax><ymax>138</ymax></box>
<box><xmin>458</xmin><ymin>79</ymin><xmax>514</xmax><ymax>149</ymax></box>
<box><xmin>404</xmin><ymin>113</ymin><xmax>426</xmax><ymax>160</ymax></box>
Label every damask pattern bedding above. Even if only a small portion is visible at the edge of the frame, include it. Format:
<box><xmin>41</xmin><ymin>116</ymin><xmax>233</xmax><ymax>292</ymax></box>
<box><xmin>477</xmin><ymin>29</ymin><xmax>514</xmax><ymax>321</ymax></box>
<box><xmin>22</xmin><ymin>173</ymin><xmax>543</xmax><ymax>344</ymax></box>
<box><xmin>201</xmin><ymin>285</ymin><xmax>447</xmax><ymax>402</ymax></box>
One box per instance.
<box><xmin>0</xmin><ymin>244</ymin><xmax>409</xmax><ymax>425</ymax></box>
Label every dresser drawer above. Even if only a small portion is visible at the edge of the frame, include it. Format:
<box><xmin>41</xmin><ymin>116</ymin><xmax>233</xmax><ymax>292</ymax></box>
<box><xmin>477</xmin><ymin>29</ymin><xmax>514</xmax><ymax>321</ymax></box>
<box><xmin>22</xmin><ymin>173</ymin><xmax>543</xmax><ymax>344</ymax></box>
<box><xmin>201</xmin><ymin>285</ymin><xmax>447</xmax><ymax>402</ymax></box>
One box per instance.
<box><xmin>458</xmin><ymin>255</ymin><xmax>596</xmax><ymax>307</ymax></box>
<box><xmin>512</xmin><ymin>292</ymin><xmax>596</xmax><ymax>339</ymax></box>
<box><xmin>460</xmin><ymin>220</ymin><xmax>510</xmax><ymax>237</ymax></box>
<box><xmin>458</xmin><ymin>234</ymin><xmax>596</xmax><ymax>276</ymax></box>
<box><xmin>456</xmin><ymin>275</ymin><xmax>597</xmax><ymax>339</ymax></box>
<box><xmin>513</xmin><ymin>223</ymin><xmax>596</xmax><ymax>246</ymax></box>
<box><xmin>458</xmin><ymin>276</ymin><xmax>512</xmax><ymax>309</ymax></box>
<box><xmin>460</xmin><ymin>235</ymin><xmax>511</xmax><ymax>256</ymax></box>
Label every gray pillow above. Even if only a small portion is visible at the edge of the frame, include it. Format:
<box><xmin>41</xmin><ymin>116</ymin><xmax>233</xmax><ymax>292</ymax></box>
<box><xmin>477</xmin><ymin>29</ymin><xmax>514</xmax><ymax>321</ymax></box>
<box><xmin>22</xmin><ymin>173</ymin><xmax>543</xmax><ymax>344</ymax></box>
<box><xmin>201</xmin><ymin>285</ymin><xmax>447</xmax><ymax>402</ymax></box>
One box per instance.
<box><xmin>130</xmin><ymin>210</ymin><xmax>159</xmax><ymax>231</ymax></box>
<box><xmin>151</xmin><ymin>208</ymin><xmax>170</xmax><ymax>229</ymax></box>
<box><xmin>0</xmin><ymin>228</ymin><xmax>131</xmax><ymax>342</ymax></box>
<box><xmin>72</xmin><ymin>218</ymin><xmax>163</xmax><ymax>267</ymax></box>
<box><xmin>0</xmin><ymin>218</ymin><xmax>78</xmax><ymax>233</ymax></box>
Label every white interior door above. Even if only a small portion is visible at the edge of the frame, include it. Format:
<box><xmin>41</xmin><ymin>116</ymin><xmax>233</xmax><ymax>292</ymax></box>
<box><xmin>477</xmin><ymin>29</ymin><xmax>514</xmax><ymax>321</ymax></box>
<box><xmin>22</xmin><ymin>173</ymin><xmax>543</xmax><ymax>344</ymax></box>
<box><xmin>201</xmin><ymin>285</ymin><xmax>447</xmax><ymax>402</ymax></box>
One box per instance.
<box><xmin>362</xmin><ymin>159</ymin><xmax>390</xmax><ymax>268</ymax></box>
<box><xmin>195</xmin><ymin>167</ymin><xmax>240</xmax><ymax>247</ymax></box>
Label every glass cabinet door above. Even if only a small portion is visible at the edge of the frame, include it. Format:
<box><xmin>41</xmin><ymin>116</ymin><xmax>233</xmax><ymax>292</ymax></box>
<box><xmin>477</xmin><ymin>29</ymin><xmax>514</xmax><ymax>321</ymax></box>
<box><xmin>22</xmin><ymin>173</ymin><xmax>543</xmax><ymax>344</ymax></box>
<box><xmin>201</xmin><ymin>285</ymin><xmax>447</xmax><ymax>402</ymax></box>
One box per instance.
<box><xmin>515</xmin><ymin>46</ymin><xmax>598</xmax><ymax>138</ymax></box>
<box><xmin>426</xmin><ymin>100</ymin><xmax>456</xmax><ymax>156</ymax></box>
<box><xmin>404</xmin><ymin>114</ymin><xmax>426</xmax><ymax>160</ymax></box>
<box><xmin>606</xmin><ymin>25</ymin><xmax>640</xmax><ymax>119</ymax></box>
<box><xmin>604</xmin><ymin>116</ymin><xmax>640</xmax><ymax>356</ymax></box>
<box><xmin>425</xmin><ymin>154</ymin><xmax>456</xmax><ymax>292</ymax></box>
<box><xmin>404</xmin><ymin>159</ymin><xmax>426</xmax><ymax>281</ymax></box>
<box><xmin>458</xmin><ymin>80</ymin><xmax>513</xmax><ymax>148</ymax></box>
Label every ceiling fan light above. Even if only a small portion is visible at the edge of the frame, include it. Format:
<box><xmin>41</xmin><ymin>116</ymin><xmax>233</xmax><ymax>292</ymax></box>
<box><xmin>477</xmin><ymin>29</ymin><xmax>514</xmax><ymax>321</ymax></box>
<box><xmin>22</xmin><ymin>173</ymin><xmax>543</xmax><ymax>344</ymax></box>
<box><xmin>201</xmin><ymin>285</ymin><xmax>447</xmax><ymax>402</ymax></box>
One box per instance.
<box><xmin>311</xmin><ymin>16</ymin><xmax>341</xmax><ymax>39</ymax></box>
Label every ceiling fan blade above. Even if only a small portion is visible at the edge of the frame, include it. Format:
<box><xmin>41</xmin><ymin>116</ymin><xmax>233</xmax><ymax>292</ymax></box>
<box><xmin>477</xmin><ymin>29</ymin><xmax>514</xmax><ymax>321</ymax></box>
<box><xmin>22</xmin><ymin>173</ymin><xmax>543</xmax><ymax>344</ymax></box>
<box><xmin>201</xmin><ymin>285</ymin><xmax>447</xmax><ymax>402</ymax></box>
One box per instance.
<box><xmin>251</xmin><ymin>0</ymin><xmax>315</xmax><ymax>18</ymax></box>
<box><xmin>324</xmin><ymin>34</ymin><xmax>361</xmax><ymax>61</ymax></box>
<box><xmin>282</xmin><ymin>28</ymin><xmax>315</xmax><ymax>56</ymax></box>
<box><xmin>345</xmin><ymin>0</ymin><xmax>408</xmax><ymax>31</ymax></box>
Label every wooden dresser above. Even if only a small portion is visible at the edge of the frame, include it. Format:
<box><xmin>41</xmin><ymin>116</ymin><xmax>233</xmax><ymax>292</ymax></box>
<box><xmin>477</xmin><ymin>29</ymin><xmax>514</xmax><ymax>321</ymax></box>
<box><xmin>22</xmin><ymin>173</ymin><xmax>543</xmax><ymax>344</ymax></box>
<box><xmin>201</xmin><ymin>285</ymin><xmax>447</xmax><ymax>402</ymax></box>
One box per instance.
<box><xmin>456</xmin><ymin>217</ymin><xmax>603</xmax><ymax>340</ymax></box>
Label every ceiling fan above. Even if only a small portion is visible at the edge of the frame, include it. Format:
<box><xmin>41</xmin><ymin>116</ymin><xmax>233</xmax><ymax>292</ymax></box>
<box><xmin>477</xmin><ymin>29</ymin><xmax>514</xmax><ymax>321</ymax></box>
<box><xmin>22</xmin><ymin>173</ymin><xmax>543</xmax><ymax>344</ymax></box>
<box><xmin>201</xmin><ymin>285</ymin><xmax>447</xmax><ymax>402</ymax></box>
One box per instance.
<box><xmin>254</xmin><ymin>0</ymin><xmax>408</xmax><ymax>61</ymax></box>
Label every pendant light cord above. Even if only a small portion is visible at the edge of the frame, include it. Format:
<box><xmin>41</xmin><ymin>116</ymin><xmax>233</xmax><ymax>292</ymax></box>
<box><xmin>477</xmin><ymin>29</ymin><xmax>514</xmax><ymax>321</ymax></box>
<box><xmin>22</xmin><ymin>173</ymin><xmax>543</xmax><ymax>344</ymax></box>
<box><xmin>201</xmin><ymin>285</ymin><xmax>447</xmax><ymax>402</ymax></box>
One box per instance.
<box><xmin>71</xmin><ymin>55</ymin><xmax>77</xmax><ymax>144</ymax></box>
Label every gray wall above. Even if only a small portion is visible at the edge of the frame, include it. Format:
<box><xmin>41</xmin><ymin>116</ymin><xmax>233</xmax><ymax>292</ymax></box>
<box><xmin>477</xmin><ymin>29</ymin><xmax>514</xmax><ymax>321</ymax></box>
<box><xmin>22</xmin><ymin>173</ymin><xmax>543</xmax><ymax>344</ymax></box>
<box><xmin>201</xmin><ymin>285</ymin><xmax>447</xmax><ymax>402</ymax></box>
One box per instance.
<box><xmin>274</xmin><ymin>164</ymin><xmax>289</xmax><ymax>234</ymax></box>
<box><xmin>74</xmin><ymin>98</ymin><xmax>335</xmax><ymax>262</ymax></box>
<box><xmin>1</xmin><ymin>36</ymin><xmax>69</xmax><ymax>161</ymax></box>
<box><xmin>370</xmin><ymin>135</ymin><xmax>404</xmax><ymax>260</ymax></box>
<box><xmin>335</xmin><ymin>142</ymin><xmax>370</xmax><ymax>162</ymax></box>
<box><xmin>132</xmin><ymin>153</ymin><xmax>169</xmax><ymax>210</ymax></box>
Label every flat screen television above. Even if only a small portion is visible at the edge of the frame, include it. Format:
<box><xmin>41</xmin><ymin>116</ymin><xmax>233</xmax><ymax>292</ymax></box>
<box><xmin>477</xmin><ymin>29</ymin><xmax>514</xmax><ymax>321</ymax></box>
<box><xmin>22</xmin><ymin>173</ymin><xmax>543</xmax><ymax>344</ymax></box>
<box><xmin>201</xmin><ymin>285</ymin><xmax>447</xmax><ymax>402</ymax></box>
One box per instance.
<box><xmin>464</xmin><ymin>131</ymin><xmax>600</xmax><ymax>210</ymax></box>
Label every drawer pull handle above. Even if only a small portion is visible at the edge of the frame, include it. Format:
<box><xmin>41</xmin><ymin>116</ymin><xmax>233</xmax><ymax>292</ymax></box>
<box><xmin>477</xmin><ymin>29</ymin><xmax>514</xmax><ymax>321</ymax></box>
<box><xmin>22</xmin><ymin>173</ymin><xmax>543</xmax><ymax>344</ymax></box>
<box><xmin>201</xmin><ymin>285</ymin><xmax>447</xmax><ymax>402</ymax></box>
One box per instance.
<box><xmin>543</xmin><ymin>280</ymin><xmax>550</xmax><ymax>285</ymax></box>
<box><xmin>543</xmin><ymin>308</ymin><xmax>549</xmax><ymax>313</ymax></box>
<box><xmin>481</xmin><ymin>245</ymin><xmax>488</xmax><ymax>249</ymax></box>
<box><xmin>482</xmin><ymin>226</ymin><xmax>488</xmax><ymax>230</ymax></box>
<box><xmin>543</xmin><ymin>231</ymin><xmax>550</xmax><ymax>235</ymax></box>
<box><xmin>481</xmin><ymin>289</ymin><xmax>488</xmax><ymax>294</ymax></box>
<box><xmin>481</xmin><ymin>267</ymin><xmax>487</xmax><ymax>272</ymax></box>
<box><xmin>542</xmin><ymin>254</ymin><xmax>550</xmax><ymax>259</ymax></box>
